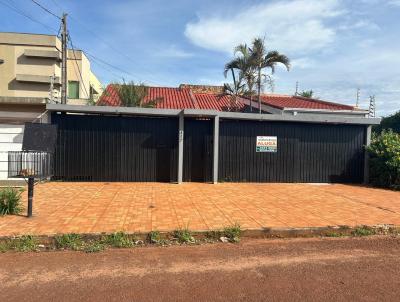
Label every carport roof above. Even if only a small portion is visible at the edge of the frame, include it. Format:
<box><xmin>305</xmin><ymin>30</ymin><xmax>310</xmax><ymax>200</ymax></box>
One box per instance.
<box><xmin>46</xmin><ymin>104</ymin><xmax>381</xmax><ymax>126</ymax></box>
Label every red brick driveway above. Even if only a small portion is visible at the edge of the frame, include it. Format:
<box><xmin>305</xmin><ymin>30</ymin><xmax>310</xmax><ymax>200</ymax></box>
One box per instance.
<box><xmin>0</xmin><ymin>182</ymin><xmax>399</xmax><ymax>236</ymax></box>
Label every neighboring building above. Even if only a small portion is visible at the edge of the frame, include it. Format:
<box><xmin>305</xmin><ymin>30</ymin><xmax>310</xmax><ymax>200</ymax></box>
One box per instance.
<box><xmin>0</xmin><ymin>32</ymin><xmax>103</xmax><ymax>110</ymax></box>
<box><xmin>67</xmin><ymin>49</ymin><xmax>103</xmax><ymax>105</ymax></box>
<box><xmin>98</xmin><ymin>84</ymin><xmax>369</xmax><ymax>117</ymax></box>
<box><xmin>0</xmin><ymin>32</ymin><xmax>102</xmax><ymax>183</ymax></box>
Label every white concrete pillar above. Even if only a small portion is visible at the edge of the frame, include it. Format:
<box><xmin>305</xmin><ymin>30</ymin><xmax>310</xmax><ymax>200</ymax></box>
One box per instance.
<box><xmin>213</xmin><ymin>115</ymin><xmax>219</xmax><ymax>184</ymax></box>
<box><xmin>363</xmin><ymin>125</ymin><xmax>372</xmax><ymax>184</ymax></box>
<box><xmin>177</xmin><ymin>111</ymin><xmax>184</xmax><ymax>184</ymax></box>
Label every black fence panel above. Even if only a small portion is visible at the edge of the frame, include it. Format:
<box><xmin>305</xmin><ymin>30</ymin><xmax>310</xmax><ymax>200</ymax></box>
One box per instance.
<box><xmin>218</xmin><ymin>119</ymin><xmax>365</xmax><ymax>183</ymax></box>
<box><xmin>52</xmin><ymin>113</ymin><xmax>178</xmax><ymax>182</ymax></box>
<box><xmin>183</xmin><ymin>118</ymin><xmax>213</xmax><ymax>182</ymax></box>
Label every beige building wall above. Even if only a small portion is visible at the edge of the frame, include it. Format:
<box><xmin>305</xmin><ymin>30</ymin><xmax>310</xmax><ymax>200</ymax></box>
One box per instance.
<box><xmin>67</xmin><ymin>49</ymin><xmax>103</xmax><ymax>105</ymax></box>
<box><xmin>0</xmin><ymin>32</ymin><xmax>61</xmax><ymax>100</ymax></box>
<box><xmin>0</xmin><ymin>32</ymin><xmax>102</xmax><ymax>105</ymax></box>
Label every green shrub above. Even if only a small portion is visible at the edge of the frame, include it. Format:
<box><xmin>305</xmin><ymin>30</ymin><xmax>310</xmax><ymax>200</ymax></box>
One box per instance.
<box><xmin>173</xmin><ymin>228</ymin><xmax>195</xmax><ymax>244</ymax></box>
<box><xmin>83</xmin><ymin>241</ymin><xmax>105</xmax><ymax>253</ymax></box>
<box><xmin>11</xmin><ymin>235</ymin><xmax>37</xmax><ymax>252</ymax></box>
<box><xmin>0</xmin><ymin>187</ymin><xmax>23</xmax><ymax>216</ymax></box>
<box><xmin>352</xmin><ymin>226</ymin><xmax>375</xmax><ymax>237</ymax></box>
<box><xmin>148</xmin><ymin>231</ymin><xmax>162</xmax><ymax>244</ymax></box>
<box><xmin>102</xmin><ymin>232</ymin><xmax>133</xmax><ymax>248</ymax></box>
<box><xmin>224</xmin><ymin>224</ymin><xmax>241</xmax><ymax>243</ymax></box>
<box><xmin>0</xmin><ymin>241</ymin><xmax>10</xmax><ymax>253</ymax></box>
<box><xmin>367</xmin><ymin>130</ymin><xmax>400</xmax><ymax>189</ymax></box>
<box><xmin>55</xmin><ymin>233</ymin><xmax>83</xmax><ymax>250</ymax></box>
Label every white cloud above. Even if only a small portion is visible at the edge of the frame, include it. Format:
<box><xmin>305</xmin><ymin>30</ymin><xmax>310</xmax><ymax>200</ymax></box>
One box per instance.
<box><xmin>185</xmin><ymin>0</ymin><xmax>343</xmax><ymax>54</ymax></box>
<box><xmin>388</xmin><ymin>0</ymin><xmax>400</xmax><ymax>6</ymax></box>
<box><xmin>338</xmin><ymin>19</ymin><xmax>380</xmax><ymax>31</ymax></box>
<box><xmin>291</xmin><ymin>57</ymin><xmax>316</xmax><ymax>69</ymax></box>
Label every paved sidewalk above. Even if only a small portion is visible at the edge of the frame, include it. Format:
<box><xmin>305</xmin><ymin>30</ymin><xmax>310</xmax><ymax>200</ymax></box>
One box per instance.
<box><xmin>0</xmin><ymin>182</ymin><xmax>399</xmax><ymax>236</ymax></box>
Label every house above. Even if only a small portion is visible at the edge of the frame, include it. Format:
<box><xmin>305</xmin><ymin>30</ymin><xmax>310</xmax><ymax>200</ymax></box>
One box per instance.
<box><xmin>0</xmin><ymin>32</ymin><xmax>103</xmax><ymax>183</ymax></box>
<box><xmin>98</xmin><ymin>83</ymin><xmax>368</xmax><ymax>118</ymax></box>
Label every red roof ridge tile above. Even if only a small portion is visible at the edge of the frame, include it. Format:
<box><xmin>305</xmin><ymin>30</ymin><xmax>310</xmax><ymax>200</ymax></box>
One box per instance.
<box><xmin>292</xmin><ymin>95</ymin><xmax>355</xmax><ymax>110</ymax></box>
<box><xmin>188</xmin><ymin>89</ymin><xmax>200</xmax><ymax>109</ymax></box>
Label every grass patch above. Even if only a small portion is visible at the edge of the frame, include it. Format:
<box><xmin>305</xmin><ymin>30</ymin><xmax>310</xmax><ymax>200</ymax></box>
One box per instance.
<box><xmin>223</xmin><ymin>224</ymin><xmax>241</xmax><ymax>243</ymax></box>
<box><xmin>173</xmin><ymin>228</ymin><xmax>195</xmax><ymax>244</ymax></box>
<box><xmin>0</xmin><ymin>187</ymin><xmax>24</xmax><ymax>216</ymax></box>
<box><xmin>55</xmin><ymin>233</ymin><xmax>83</xmax><ymax>250</ymax></box>
<box><xmin>102</xmin><ymin>232</ymin><xmax>134</xmax><ymax>248</ymax></box>
<box><xmin>83</xmin><ymin>241</ymin><xmax>105</xmax><ymax>253</ymax></box>
<box><xmin>11</xmin><ymin>235</ymin><xmax>37</xmax><ymax>252</ymax></box>
<box><xmin>0</xmin><ymin>241</ymin><xmax>10</xmax><ymax>253</ymax></box>
<box><xmin>325</xmin><ymin>232</ymin><xmax>346</xmax><ymax>238</ymax></box>
<box><xmin>352</xmin><ymin>226</ymin><xmax>375</xmax><ymax>237</ymax></box>
<box><xmin>148</xmin><ymin>231</ymin><xmax>162</xmax><ymax>244</ymax></box>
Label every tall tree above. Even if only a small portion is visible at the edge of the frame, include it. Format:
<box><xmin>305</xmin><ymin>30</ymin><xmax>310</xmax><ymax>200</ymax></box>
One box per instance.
<box><xmin>249</xmin><ymin>38</ymin><xmax>290</xmax><ymax>113</ymax></box>
<box><xmin>299</xmin><ymin>90</ymin><xmax>314</xmax><ymax>98</ymax></box>
<box><xmin>223</xmin><ymin>61</ymin><xmax>245</xmax><ymax>111</ymax></box>
<box><xmin>233</xmin><ymin>44</ymin><xmax>257</xmax><ymax>111</ymax></box>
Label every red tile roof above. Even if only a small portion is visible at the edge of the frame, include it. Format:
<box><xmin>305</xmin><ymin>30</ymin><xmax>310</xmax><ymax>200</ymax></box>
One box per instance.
<box><xmin>98</xmin><ymin>84</ymin><xmax>357</xmax><ymax>112</ymax></box>
<box><xmin>97</xmin><ymin>85</ymin><xmax>196</xmax><ymax>109</ymax></box>
<box><xmin>195</xmin><ymin>93</ymin><xmax>246</xmax><ymax>111</ymax></box>
<box><xmin>259</xmin><ymin>94</ymin><xmax>355</xmax><ymax>110</ymax></box>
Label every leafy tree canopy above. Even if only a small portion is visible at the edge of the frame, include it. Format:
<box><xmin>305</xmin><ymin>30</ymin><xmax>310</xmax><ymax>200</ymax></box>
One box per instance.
<box><xmin>373</xmin><ymin>110</ymin><xmax>400</xmax><ymax>134</ymax></box>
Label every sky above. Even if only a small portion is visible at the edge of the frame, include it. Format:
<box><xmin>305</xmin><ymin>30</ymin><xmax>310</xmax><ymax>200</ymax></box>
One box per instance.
<box><xmin>0</xmin><ymin>0</ymin><xmax>399</xmax><ymax>116</ymax></box>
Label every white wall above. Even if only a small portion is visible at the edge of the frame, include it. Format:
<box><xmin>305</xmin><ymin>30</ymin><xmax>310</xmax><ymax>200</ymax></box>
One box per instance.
<box><xmin>0</xmin><ymin>124</ymin><xmax>24</xmax><ymax>180</ymax></box>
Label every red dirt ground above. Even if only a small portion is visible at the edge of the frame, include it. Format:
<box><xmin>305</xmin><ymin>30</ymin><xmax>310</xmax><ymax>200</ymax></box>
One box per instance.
<box><xmin>1</xmin><ymin>236</ymin><xmax>400</xmax><ymax>302</ymax></box>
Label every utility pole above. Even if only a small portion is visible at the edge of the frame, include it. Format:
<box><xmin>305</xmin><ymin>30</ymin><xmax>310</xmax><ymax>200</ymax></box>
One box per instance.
<box><xmin>61</xmin><ymin>13</ymin><xmax>68</xmax><ymax>104</ymax></box>
<box><xmin>49</xmin><ymin>74</ymin><xmax>54</xmax><ymax>103</ymax></box>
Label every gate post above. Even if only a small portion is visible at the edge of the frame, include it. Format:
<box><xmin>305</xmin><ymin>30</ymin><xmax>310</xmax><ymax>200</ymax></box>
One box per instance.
<box><xmin>213</xmin><ymin>115</ymin><xmax>219</xmax><ymax>184</ymax></box>
<box><xmin>363</xmin><ymin>125</ymin><xmax>372</xmax><ymax>184</ymax></box>
<box><xmin>177</xmin><ymin>111</ymin><xmax>184</xmax><ymax>184</ymax></box>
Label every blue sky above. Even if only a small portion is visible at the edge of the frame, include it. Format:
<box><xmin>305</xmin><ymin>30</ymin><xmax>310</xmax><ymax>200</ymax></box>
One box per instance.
<box><xmin>1</xmin><ymin>0</ymin><xmax>399</xmax><ymax>116</ymax></box>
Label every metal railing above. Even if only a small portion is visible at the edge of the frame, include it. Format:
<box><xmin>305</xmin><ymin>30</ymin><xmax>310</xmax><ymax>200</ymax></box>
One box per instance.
<box><xmin>8</xmin><ymin>151</ymin><xmax>53</xmax><ymax>179</ymax></box>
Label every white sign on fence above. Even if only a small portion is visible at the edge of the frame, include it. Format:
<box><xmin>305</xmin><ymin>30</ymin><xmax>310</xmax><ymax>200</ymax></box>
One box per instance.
<box><xmin>256</xmin><ymin>136</ymin><xmax>277</xmax><ymax>152</ymax></box>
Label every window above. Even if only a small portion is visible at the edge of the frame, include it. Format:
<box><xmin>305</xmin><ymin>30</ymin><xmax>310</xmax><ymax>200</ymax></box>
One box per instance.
<box><xmin>68</xmin><ymin>81</ymin><xmax>79</xmax><ymax>99</ymax></box>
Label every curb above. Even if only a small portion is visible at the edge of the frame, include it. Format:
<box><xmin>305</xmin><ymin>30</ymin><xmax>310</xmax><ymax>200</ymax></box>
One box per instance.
<box><xmin>0</xmin><ymin>224</ymin><xmax>399</xmax><ymax>247</ymax></box>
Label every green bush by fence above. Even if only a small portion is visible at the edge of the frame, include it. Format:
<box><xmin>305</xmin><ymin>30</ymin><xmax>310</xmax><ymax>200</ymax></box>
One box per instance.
<box><xmin>0</xmin><ymin>187</ymin><xmax>23</xmax><ymax>216</ymax></box>
<box><xmin>368</xmin><ymin>130</ymin><xmax>400</xmax><ymax>189</ymax></box>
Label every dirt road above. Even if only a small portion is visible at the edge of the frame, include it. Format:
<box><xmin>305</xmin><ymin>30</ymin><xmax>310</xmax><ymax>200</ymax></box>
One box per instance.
<box><xmin>1</xmin><ymin>236</ymin><xmax>400</xmax><ymax>302</ymax></box>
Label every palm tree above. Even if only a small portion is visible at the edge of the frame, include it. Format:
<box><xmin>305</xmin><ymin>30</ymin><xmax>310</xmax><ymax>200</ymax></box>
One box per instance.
<box><xmin>250</xmin><ymin>38</ymin><xmax>290</xmax><ymax>113</ymax></box>
<box><xmin>111</xmin><ymin>80</ymin><xmax>160</xmax><ymax>108</ymax></box>
<box><xmin>233</xmin><ymin>44</ymin><xmax>257</xmax><ymax>112</ymax></box>
<box><xmin>299</xmin><ymin>90</ymin><xmax>314</xmax><ymax>98</ymax></box>
<box><xmin>223</xmin><ymin>61</ymin><xmax>245</xmax><ymax>111</ymax></box>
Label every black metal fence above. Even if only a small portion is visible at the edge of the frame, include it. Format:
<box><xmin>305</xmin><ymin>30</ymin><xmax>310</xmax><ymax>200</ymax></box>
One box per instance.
<box><xmin>52</xmin><ymin>113</ymin><xmax>178</xmax><ymax>182</ymax></box>
<box><xmin>51</xmin><ymin>113</ymin><xmax>367</xmax><ymax>183</ymax></box>
<box><xmin>218</xmin><ymin>120</ymin><xmax>365</xmax><ymax>183</ymax></box>
<box><xmin>183</xmin><ymin>118</ymin><xmax>213</xmax><ymax>182</ymax></box>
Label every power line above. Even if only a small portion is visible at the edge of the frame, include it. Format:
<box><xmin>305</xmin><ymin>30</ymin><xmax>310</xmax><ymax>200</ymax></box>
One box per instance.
<box><xmin>83</xmin><ymin>50</ymin><xmax>136</xmax><ymax>79</ymax></box>
<box><xmin>86</xmin><ymin>55</ymin><xmax>124</xmax><ymax>81</ymax></box>
<box><xmin>0</xmin><ymin>0</ymin><xmax>57</xmax><ymax>33</ymax></box>
<box><xmin>30</xmin><ymin>0</ymin><xmax>60</xmax><ymax>19</ymax></box>
<box><xmin>49</xmin><ymin>0</ymin><xmax>163</xmax><ymax>86</ymax></box>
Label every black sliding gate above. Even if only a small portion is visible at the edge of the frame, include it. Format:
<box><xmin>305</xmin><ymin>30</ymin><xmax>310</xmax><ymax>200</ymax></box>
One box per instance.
<box><xmin>183</xmin><ymin>118</ymin><xmax>213</xmax><ymax>182</ymax></box>
<box><xmin>218</xmin><ymin>119</ymin><xmax>366</xmax><ymax>183</ymax></box>
<box><xmin>51</xmin><ymin>113</ymin><xmax>366</xmax><ymax>183</ymax></box>
<box><xmin>52</xmin><ymin>113</ymin><xmax>178</xmax><ymax>182</ymax></box>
